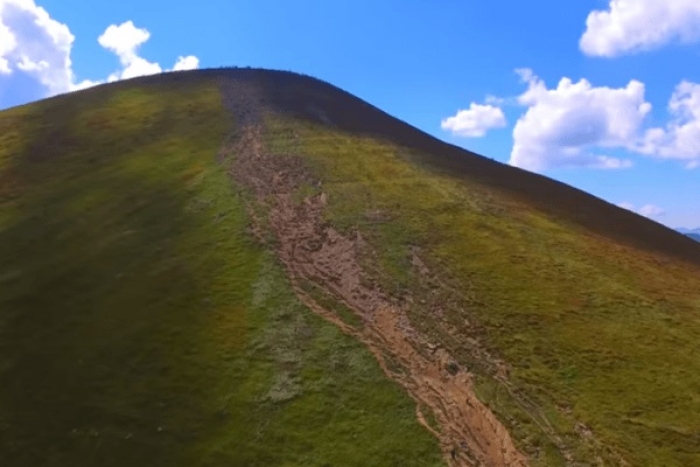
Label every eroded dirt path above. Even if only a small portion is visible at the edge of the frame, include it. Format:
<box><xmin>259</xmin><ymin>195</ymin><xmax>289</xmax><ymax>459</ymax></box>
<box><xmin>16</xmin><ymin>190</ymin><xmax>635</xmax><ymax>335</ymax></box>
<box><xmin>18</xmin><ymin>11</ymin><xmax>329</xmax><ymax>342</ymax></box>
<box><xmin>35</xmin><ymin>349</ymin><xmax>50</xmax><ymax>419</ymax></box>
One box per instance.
<box><xmin>218</xmin><ymin>77</ymin><xmax>529</xmax><ymax>467</ymax></box>
<box><xmin>230</xmin><ymin>127</ymin><xmax>527</xmax><ymax>467</ymax></box>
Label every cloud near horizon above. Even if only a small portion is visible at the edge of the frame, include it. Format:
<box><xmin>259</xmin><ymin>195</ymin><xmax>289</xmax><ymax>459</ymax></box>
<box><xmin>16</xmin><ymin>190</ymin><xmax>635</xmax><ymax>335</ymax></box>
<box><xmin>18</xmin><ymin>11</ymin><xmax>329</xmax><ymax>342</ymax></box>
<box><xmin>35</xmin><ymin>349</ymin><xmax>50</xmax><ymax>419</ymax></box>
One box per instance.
<box><xmin>445</xmin><ymin>69</ymin><xmax>700</xmax><ymax>173</ymax></box>
<box><xmin>0</xmin><ymin>1</ymin><xmax>198</xmax><ymax>100</ymax></box>
<box><xmin>508</xmin><ymin>68</ymin><xmax>647</xmax><ymax>172</ymax></box>
<box><xmin>441</xmin><ymin>102</ymin><xmax>507</xmax><ymax>138</ymax></box>
<box><xmin>618</xmin><ymin>201</ymin><xmax>666</xmax><ymax>218</ymax></box>
<box><xmin>633</xmin><ymin>81</ymin><xmax>700</xmax><ymax>169</ymax></box>
<box><xmin>441</xmin><ymin>0</ymin><xmax>700</xmax><ymax>174</ymax></box>
<box><xmin>580</xmin><ymin>0</ymin><xmax>700</xmax><ymax>57</ymax></box>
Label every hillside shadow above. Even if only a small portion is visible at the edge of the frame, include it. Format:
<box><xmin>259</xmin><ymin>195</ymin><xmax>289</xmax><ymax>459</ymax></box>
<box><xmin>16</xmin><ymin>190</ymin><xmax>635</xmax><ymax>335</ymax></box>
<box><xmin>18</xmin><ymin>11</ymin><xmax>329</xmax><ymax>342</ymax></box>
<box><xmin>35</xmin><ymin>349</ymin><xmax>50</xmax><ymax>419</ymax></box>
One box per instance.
<box><xmin>0</xmin><ymin>81</ymin><xmax>244</xmax><ymax>467</ymax></box>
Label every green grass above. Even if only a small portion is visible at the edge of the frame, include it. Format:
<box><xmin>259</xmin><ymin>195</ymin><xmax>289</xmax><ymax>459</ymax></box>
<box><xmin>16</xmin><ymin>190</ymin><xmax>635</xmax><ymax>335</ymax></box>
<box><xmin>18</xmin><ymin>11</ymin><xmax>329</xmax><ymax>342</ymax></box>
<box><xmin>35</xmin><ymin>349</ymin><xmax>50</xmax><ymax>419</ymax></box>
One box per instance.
<box><xmin>264</xmin><ymin>114</ymin><xmax>700</xmax><ymax>466</ymax></box>
<box><xmin>6</xmin><ymin>68</ymin><xmax>700</xmax><ymax>466</ymax></box>
<box><xmin>0</xmin><ymin>78</ymin><xmax>444</xmax><ymax>466</ymax></box>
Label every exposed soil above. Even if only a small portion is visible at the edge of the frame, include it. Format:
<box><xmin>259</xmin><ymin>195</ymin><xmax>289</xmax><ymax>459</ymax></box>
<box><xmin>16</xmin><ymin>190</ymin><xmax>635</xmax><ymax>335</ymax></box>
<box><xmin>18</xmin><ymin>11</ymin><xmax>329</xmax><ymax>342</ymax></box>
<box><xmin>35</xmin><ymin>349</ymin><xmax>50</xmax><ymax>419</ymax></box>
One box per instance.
<box><xmin>218</xmin><ymin>77</ymin><xmax>529</xmax><ymax>467</ymax></box>
<box><xmin>231</xmin><ymin>126</ymin><xmax>528</xmax><ymax>467</ymax></box>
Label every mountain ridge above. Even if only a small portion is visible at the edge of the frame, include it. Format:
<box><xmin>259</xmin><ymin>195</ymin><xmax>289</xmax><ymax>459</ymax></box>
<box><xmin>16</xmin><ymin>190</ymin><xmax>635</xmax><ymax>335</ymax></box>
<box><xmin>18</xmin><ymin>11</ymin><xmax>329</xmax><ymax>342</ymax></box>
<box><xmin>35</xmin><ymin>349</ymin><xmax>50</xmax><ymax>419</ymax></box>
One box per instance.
<box><xmin>209</xmin><ymin>67</ymin><xmax>700</xmax><ymax>267</ymax></box>
<box><xmin>51</xmin><ymin>68</ymin><xmax>700</xmax><ymax>268</ymax></box>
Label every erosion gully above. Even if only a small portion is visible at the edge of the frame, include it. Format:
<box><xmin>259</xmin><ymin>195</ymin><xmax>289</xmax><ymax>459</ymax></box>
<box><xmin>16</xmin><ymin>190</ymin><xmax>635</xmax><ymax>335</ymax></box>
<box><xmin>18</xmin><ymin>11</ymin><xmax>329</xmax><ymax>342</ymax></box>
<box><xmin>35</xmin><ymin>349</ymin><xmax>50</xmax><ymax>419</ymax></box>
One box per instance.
<box><xmin>218</xmin><ymin>76</ymin><xmax>528</xmax><ymax>467</ymax></box>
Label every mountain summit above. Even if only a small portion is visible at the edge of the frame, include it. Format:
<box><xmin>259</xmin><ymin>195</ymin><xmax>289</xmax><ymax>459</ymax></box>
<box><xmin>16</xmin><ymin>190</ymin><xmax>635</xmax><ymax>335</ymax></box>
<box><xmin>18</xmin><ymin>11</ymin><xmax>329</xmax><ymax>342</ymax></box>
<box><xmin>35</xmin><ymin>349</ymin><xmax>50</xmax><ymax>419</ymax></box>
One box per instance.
<box><xmin>1</xmin><ymin>68</ymin><xmax>699</xmax><ymax>467</ymax></box>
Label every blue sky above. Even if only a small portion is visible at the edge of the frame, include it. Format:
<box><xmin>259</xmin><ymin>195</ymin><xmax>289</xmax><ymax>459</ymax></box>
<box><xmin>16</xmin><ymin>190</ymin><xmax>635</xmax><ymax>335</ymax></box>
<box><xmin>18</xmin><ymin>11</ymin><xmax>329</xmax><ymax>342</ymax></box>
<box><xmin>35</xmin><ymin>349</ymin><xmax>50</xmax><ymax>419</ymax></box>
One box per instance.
<box><xmin>1</xmin><ymin>0</ymin><xmax>699</xmax><ymax>228</ymax></box>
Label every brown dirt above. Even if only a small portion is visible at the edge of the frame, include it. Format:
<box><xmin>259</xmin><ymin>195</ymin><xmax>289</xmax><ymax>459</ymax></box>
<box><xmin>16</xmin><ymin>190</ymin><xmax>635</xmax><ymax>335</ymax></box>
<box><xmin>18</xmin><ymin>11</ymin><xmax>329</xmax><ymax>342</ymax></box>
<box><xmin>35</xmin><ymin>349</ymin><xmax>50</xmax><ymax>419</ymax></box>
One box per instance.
<box><xmin>225</xmin><ymin>117</ymin><xmax>529</xmax><ymax>467</ymax></box>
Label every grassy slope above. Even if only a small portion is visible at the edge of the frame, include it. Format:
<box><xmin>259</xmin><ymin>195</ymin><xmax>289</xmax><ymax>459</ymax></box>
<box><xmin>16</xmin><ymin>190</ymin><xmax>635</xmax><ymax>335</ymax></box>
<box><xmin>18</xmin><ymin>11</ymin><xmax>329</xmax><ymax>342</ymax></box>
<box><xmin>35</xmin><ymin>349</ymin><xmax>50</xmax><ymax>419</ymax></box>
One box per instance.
<box><xmin>264</xmin><ymin>114</ymin><xmax>700</xmax><ymax>466</ymax></box>
<box><xmin>0</xmin><ymin>77</ymin><xmax>444</xmax><ymax>466</ymax></box>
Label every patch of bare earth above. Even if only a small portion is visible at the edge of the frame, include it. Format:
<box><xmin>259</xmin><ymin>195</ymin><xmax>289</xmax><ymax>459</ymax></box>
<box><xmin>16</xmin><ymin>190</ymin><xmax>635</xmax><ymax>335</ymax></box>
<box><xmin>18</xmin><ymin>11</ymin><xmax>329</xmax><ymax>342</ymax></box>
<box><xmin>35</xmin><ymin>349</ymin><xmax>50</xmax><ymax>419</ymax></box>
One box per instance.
<box><xmin>218</xmin><ymin>77</ymin><xmax>529</xmax><ymax>466</ymax></box>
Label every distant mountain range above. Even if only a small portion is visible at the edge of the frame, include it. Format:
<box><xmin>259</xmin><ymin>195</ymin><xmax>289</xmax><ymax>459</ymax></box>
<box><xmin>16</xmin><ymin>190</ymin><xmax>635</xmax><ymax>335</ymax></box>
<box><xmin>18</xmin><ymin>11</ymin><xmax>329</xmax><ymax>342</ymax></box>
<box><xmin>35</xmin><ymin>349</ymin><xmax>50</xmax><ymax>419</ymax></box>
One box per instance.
<box><xmin>676</xmin><ymin>228</ymin><xmax>700</xmax><ymax>241</ymax></box>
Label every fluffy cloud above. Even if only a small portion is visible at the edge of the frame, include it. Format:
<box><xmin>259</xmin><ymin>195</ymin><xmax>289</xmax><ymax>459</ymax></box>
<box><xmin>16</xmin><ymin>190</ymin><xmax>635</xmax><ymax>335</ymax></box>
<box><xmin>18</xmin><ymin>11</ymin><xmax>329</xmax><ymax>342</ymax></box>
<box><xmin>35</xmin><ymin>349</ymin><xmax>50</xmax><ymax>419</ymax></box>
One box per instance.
<box><xmin>634</xmin><ymin>81</ymin><xmax>700</xmax><ymax>168</ymax></box>
<box><xmin>441</xmin><ymin>103</ymin><xmax>506</xmax><ymax>137</ymax></box>
<box><xmin>580</xmin><ymin>0</ymin><xmax>700</xmax><ymax>57</ymax></box>
<box><xmin>0</xmin><ymin>3</ymin><xmax>199</xmax><ymax>103</ymax></box>
<box><xmin>98</xmin><ymin>21</ymin><xmax>150</xmax><ymax>62</ymax></box>
<box><xmin>618</xmin><ymin>202</ymin><xmax>665</xmax><ymax>218</ymax></box>
<box><xmin>0</xmin><ymin>19</ymin><xmax>15</xmax><ymax>73</ymax></box>
<box><xmin>172</xmin><ymin>55</ymin><xmax>199</xmax><ymax>71</ymax></box>
<box><xmin>0</xmin><ymin>0</ymin><xmax>93</xmax><ymax>94</ymax></box>
<box><xmin>509</xmin><ymin>68</ymin><xmax>649</xmax><ymax>171</ymax></box>
<box><xmin>97</xmin><ymin>21</ymin><xmax>198</xmax><ymax>82</ymax></box>
<box><xmin>99</xmin><ymin>21</ymin><xmax>159</xmax><ymax>82</ymax></box>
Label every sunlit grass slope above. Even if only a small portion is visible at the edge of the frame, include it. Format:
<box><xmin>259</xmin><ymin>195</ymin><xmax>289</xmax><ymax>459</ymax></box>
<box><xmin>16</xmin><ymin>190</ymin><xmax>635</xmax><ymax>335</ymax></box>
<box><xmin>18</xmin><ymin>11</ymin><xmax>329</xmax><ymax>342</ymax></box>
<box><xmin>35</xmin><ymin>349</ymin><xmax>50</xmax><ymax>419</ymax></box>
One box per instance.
<box><xmin>3</xmin><ymin>66</ymin><xmax>700</xmax><ymax>467</ymax></box>
<box><xmin>264</xmin><ymin>113</ymin><xmax>700</xmax><ymax>467</ymax></box>
<box><xmin>0</xmin><ymin>75</ymin><xmax>444</xmax><ymax>467</ymax></box>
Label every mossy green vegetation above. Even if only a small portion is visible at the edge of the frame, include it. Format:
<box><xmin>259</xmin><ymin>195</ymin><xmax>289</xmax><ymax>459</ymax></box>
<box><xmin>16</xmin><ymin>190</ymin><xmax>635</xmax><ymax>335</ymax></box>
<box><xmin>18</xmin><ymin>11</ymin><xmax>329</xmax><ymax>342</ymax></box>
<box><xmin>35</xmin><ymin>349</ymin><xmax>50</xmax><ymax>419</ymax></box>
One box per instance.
<box><xmin>0</xmin><ymin>78</ymin><xmax>444</xmax><ymax>466</ymax></box>
<box><xmin>265</xmin><ymin>114</ymin><xmax>700</xmax><ymax>466</ymax></box>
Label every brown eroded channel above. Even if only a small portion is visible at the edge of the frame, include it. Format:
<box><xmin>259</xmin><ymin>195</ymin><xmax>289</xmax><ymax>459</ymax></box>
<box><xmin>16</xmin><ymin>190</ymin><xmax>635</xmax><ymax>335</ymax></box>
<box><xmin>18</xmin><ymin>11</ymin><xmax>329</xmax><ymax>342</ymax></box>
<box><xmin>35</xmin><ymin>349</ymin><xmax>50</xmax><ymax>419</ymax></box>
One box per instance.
<box><xmin>218</xmin><ymin>76</ymin><xmax>528</xmax><ymax>467</ymax></box>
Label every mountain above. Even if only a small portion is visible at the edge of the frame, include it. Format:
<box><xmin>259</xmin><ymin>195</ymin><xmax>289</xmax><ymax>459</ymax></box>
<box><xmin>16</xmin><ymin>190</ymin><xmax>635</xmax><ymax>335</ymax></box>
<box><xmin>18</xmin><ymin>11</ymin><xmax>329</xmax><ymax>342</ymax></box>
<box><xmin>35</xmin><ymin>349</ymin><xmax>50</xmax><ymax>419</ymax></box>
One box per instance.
<box><xmin>1</xmin><ymin>68</ymin><xmax>700</xmax><ymax>467</ymax></box>
<box><xmin>674</xmin><ymin>228</ymin><xmax>700</xmax><ymax>241</ymax></box>
<box><xmin>676</xmin><ymin>227</ymin><xmax>700</xmax><ymax>234</ymax></box>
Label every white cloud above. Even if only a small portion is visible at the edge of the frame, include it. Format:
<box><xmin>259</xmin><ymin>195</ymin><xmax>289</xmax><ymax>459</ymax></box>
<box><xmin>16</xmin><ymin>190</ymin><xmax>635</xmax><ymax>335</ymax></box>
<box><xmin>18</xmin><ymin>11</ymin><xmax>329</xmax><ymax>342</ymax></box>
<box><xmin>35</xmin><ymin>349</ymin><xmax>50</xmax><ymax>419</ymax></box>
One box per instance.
<box><xmin>509</xmin><ymin>69</ymin><xmax>649</xmax><ymax>171</ymax></box>
<box><xmin>634</xmin><ymin>81</ymin><xmax>700</xmax><ymax>168</ymax></box>
<box><xmin>98</xmin><ymin>20</ymin><xmax>150</xmax><ymax>62</ymax></box>
<box><xmin>0</xmin><ymin>0</ymin><xmax>82</xmax><ymax>93</ymax></box>
<box><xmin>580</xmin><ymin>0</ymin><xmax>700</xmax><ymax>57</ymax></box>
<box><xmin>441</xmin><ymin>102</ymin><xmax>506</xmax><ymax>137</ymax></box>
<box><xmin>97</xmin><ymin>21</ymin><xmax>199</xmax><ymax>83</ymax></box>
<box><xmin>638</xmin><ymin>204</ymin><xmax>666</xmax><ymax>217</ymax></box>
<box><xmin>110</xmin><ymin>55</ymin><xmax>162</xmax><ymax>81</ymax></box>
<box><xmin>618</xmin><ymin>202</ymin><xmax>665</xmax><ymax>218</ymax></box>
<box><xmin>0</xmin><ymin>4</ymin><xmax>199</xmax><ymax>104</ymax></box>
<box><xmin>172</xmin><ymin>55</ymin><xmax>199</xmax><ymax>71</ymax></box>
<box><xmin>0</xmin><ymin>19</ymin><xmax>16</xmax><ymax>74</ymax></box>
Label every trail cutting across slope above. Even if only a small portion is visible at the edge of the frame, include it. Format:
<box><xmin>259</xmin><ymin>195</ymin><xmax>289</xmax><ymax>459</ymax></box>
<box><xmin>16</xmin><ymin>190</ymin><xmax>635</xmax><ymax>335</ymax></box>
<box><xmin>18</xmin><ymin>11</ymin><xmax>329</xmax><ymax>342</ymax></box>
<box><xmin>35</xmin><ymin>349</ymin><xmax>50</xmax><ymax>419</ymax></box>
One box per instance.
<box><xmin>218</xmin><ymin>76</ymin><xmax>528</xmax><ymax>467</ymax></box>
